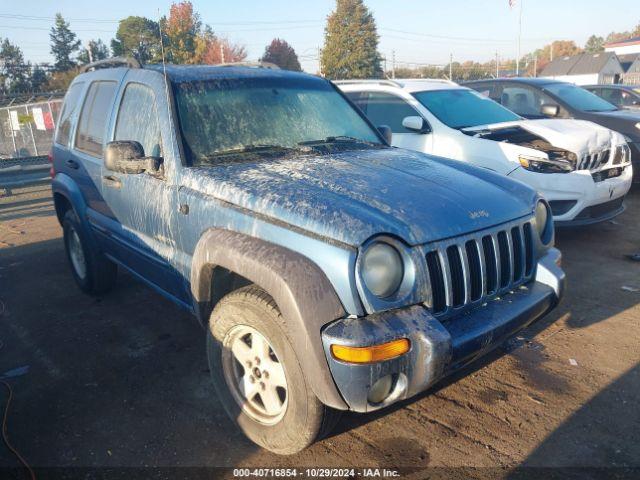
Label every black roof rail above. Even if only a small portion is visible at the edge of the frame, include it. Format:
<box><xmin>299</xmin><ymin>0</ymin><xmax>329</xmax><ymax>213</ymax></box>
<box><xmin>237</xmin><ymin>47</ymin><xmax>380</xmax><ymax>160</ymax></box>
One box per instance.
<box><xmin>214</xmin><ymin>61</ymin><xmax>280</xmax><ymax>70</ymax></box>
<box><xmin>80</xmin><ymin>56</ymin><xmax>142</xmax><ymax>73</ymax></box>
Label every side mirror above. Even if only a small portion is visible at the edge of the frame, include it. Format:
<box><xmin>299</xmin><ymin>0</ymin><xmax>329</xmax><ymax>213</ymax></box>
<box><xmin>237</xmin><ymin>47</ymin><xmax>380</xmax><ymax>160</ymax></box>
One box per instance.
<box><xmin>402</xmin><ymin>116</ymin><xmax>429</xmax><ymax>133</ymax></box>
<box><xmin>541</xmin><ymin>104</ymin><xmax>560</xmax><ymax>117</ymax></box>
<box><xmin>377</xmin><ymin>125</ymin><xmax>393</xmax><ymax>145</ymax></box>
<box><xmin>104</xmin><ymin>141</ymin><xmax>163</xmax><ymax>176</ymax></box>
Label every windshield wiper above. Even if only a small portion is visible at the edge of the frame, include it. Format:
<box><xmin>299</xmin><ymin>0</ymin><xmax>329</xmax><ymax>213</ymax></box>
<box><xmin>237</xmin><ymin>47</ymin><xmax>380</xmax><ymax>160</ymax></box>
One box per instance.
<box><xmin>298</xmin><ymin>136</ymin><xmax>377</xmax><ymax>146</ymax></box>
<box><xmin>204</xmin><ymin>144</ymin><xmax>298</xmax><ymax>158</ymax></box>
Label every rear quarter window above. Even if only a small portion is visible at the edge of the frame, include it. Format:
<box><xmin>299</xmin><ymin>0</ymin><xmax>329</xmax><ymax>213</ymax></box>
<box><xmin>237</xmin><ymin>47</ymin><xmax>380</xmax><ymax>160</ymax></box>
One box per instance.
<box><xmin>55</xmin><ymin>82</ymin><xmax>84</xmax><ymax>147</ymax></box>
<box><xmin>75</xmin><ymin>81</ymin><xmax>118</xmax><ymax>157</ymax></box>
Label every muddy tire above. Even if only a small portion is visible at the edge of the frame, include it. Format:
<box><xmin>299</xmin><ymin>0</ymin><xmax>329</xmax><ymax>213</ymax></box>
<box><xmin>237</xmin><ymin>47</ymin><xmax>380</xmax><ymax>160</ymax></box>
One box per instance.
<box><xmin>62</xmin><ymin>209</ymin><xmax>117</xmax><ymax>295</ymax></box>
<box><xmin>207</xmin><ymin>285</ymin><xmax>340</xmax><ymax>454</ymax></box>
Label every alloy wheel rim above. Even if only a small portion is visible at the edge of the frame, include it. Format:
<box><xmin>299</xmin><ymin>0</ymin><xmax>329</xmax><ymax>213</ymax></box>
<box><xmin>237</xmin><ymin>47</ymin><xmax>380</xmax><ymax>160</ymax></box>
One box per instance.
<box><xmin>222</xmin><ymin>325</ymin><xmax>288</xmax><ymax>425</ymax></box>
<box><xmin>68</xmin><ymin>228</ymin><xmax>87</xmax><ymax>280</ymax></box>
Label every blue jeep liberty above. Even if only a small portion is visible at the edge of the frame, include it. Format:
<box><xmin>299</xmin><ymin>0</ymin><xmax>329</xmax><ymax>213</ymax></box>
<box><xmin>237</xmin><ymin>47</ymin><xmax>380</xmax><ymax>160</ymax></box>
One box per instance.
<box><xmin>51</xmin><ymin>58</ymin><xmax>565</xmax><ymax>454</ymax></box>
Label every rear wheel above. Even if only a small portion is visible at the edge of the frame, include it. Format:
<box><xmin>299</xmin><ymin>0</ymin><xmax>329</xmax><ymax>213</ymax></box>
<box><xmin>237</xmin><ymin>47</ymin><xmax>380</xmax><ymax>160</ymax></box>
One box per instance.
<box><xmin>62</xmin><ymin>209</ymin><xmax>117</xmax><ymax>294</ymax></box>
<box><xmin>207</xmin><ymin>285</ymin><xmax>340</xmax><ymax>454</ymax></box>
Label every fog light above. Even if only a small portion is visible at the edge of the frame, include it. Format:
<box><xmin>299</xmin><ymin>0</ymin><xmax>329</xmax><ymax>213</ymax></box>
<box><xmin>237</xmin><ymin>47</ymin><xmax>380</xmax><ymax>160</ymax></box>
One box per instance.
<box><xmin>367</xmin><ymin>375</ymin><xmax>393</xmax><ymax>404</ymax></box>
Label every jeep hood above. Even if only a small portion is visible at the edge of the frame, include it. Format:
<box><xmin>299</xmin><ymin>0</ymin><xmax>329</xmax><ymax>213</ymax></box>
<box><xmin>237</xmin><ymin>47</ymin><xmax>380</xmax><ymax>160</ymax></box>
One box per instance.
<box><xmin>181</xmin><ymin>148</ymin><xmax>536</xmax><ymax>248</ymax></box>
<box><xmin>463</xmin><ymin>118</ymin><xmax>620</xmax><ymax>156</ymax></box>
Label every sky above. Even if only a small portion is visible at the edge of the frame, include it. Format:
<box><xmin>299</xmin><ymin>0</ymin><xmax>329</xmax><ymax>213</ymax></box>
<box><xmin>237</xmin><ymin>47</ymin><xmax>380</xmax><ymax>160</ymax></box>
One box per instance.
<box><xmin>1</xmin><ymin>0</ymin><xmax>638</xmax><ymax>73</ymax></box>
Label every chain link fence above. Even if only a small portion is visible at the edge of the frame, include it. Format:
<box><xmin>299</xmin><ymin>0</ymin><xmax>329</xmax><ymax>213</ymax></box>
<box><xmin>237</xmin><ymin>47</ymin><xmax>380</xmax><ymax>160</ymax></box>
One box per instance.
<box><xmin>0</xmin><ymin>97</ymin><xmax>63</xmax><ymax>160</ymax></box>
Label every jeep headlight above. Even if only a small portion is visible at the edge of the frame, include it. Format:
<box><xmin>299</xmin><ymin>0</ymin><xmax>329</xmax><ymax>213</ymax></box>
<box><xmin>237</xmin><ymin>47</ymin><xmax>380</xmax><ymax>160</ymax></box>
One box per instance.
<box><xmin>535</xmin><ymin>200</ymin><xmax>552</xmax><ymax>244</ymax></box>
<box><xmin>635</xmin><ymin>122</ymin><xmax>640</xmax><ymax>131</ymax></box>
<box><xmin>519</xmin><ymin>154</ymin><xmax>574</xmax><ymax>173</ymax></box>
<box><xmin>361</xmin><ymin>242</ymin><xmax>404</xmax><ymax>298</ymax></box>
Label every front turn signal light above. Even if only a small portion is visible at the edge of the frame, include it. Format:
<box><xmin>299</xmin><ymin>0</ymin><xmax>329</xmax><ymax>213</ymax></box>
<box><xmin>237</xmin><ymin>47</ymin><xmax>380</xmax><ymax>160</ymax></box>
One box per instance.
<box><xmin>331</xmin><ymin>338</ymin><xmax>410</xmax><ymax>364</ymax></box>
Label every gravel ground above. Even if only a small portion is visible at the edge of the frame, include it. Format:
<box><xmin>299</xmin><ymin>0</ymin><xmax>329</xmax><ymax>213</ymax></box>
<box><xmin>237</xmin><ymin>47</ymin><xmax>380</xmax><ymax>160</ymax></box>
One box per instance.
<box><xmin>0</xmin><ymin>184</ymin><xmax>639</xmax><ymax>478</ymax></box>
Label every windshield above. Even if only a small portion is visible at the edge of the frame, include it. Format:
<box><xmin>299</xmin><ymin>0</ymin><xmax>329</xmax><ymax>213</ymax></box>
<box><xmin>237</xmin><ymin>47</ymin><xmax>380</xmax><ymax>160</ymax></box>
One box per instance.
<box><xmin>412</xmin><ymin>89</ymin><xmax>521</xmax><ymax>129</ymax></box>
<box><xmin>544</xmin><ymin>83</ymin><xmax>618</xmax><ymax>112</ymax></box>
<box><xmin>173</xmin><ymin>77</ymin><xmax>382</xmax><ymax>165</ymax></box>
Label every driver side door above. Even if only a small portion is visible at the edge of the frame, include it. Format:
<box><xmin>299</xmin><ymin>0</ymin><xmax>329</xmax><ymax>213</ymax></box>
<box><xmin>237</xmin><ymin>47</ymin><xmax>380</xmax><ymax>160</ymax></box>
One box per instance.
<box><xmin>100</xmin><ymin>80</ymin><xmax>188</xmax><ymax>305</ymax></box>
<box><xmin>346</xmin><ymin>91</ymin><xmax>433</xmax><ymax>153</ymax></box>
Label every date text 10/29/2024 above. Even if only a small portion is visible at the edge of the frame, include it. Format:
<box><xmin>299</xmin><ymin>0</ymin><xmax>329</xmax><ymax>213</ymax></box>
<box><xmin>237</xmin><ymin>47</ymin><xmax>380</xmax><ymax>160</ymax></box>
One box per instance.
<box><xmin>233</xmin><ymin>468</ymin><xmax>401</xmax><ymax>478</ymax></box>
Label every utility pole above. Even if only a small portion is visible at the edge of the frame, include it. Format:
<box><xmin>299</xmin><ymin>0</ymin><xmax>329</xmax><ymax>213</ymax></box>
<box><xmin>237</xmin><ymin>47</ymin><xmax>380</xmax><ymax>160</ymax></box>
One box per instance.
<box><xmin>318</xmin><ymin>46</ymin><xmax>322</xmax><ymax>76</ymax></box>
<box><xmin>496</xmin><ymin>51</ymin><xmax>499</xmax><ymax>78</ymax></box>
<box><xmin>220</xmin><ymin>43</ymin><xmax>225</xmax><ymax>63</ymax></box>
<box><xmin>533</xmin><ymin>54</ymin><xmax>538</xmax><ymax>77</ymax></box>
<box><xmin>550</xmin><ymin>42</ymin><xmax>554</xmax><ymax>62</ymax></box>
<box><xmin>391</xmin><ymin>50</ymin><xmax>396</xmax><ymax>79</ymax></box>
<box><xmin>449</xmin><ymin>53</ymin><xmax>453</xmax><ymax>80</ymax></box>
<box><xmin>86</xmin><ymin>42</ymin><xmax>93</xmax><ymax>63</ymax></box>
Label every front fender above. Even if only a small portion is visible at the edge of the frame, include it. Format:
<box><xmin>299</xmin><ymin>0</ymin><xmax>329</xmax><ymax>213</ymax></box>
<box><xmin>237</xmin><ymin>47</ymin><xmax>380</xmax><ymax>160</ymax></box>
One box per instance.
<box><xmin>191</xmin><ymin>228</ymin><xmax>349</xmax><ymax>410</ymax></box>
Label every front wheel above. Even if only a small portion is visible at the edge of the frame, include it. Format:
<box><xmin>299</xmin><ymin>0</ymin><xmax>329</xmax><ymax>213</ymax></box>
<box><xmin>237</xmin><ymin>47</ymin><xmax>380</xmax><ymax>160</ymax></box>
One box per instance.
<box><xmin>207</xmin><ymin>285</ymin><xmax>340</xmax><ymax>454</ymax></box>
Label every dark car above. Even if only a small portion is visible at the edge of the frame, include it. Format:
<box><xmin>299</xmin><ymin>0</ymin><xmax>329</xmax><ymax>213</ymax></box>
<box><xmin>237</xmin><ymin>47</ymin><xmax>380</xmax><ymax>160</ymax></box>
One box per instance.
<box><xmin>584</xmin><ymin>84</ymin><xmax>640</xmax><ymax>111</ymax></box>
<box><xmin>464</xmin><ymin>78</ymin><xmax>640</xmax><ymax>181</ymax></box>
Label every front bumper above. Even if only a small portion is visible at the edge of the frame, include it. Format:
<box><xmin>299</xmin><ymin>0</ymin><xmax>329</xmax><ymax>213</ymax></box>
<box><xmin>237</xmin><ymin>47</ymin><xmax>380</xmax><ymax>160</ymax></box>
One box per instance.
<box><xmin>321</xmin><ymin>248</ymin><xmax>565</xmax><ymax>413</ymax></box>
<box><xmin>507</xmin><ymin>166</ymin><xmax>632</xmax><ymax>225</ymax></box>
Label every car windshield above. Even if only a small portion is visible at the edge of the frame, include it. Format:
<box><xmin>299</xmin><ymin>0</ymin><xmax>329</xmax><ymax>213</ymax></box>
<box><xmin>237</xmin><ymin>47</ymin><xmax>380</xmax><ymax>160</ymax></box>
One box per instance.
<box><xmin>412</xmin><ymin>89</ymin><xmax>521</xmax><ymax>129</ymax></box>
<box><xmin>543</xmin><ymin>83</ymin><xmax>618</xmax><ymax>112</ymax></box>
<box><xmin>173</xmin><ymin>77</ymin><xmax>382</xmax><ymax>165</ymax></box>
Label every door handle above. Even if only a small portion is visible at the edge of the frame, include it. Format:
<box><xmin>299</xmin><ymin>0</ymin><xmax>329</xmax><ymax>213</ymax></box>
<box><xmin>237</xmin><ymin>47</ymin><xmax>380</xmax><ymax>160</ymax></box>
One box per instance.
<box><xmin>65</xmin><ymin>159</ymin><xmax>79</xmax><ymax>170</ymax></box>
<box><xmin>102</xmin><ymin>175</ymin><xmax>122</xmax><ymax>189</ymax></box>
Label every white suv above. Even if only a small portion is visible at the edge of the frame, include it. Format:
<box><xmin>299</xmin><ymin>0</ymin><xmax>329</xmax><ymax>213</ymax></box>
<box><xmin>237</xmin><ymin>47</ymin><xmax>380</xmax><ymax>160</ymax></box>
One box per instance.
<box><xmin>337</xmin><ymin>79</ymin><xmax>633</xmax><ymax>226</ymax></box>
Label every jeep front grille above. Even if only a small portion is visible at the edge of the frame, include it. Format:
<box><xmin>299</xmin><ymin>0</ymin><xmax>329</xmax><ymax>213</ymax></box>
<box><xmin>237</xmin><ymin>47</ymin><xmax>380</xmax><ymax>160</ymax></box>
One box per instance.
<box><xmin>425</xmin><ymin>220</ymin><xmax>535</xmax><ymax>316</ymax></box>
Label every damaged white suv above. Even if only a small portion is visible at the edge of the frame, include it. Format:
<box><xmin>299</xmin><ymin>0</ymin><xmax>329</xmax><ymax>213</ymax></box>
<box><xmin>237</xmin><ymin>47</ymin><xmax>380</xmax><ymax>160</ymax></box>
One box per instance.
<box><xmin>338</xmin><ymin>79</ymin><xmax>633</xmax><ymax>226</ymax></box>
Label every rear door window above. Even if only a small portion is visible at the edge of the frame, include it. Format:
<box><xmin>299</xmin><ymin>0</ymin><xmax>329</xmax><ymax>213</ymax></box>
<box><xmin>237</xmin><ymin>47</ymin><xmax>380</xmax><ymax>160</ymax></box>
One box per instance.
<box><xmin>75</xmin><ymin>81</ymin><xmax>117</xmax><ymax>157</ymax></box>
<box><xmin>358</xmin><ymin>92</ymin><xmax>420</xmax><ymax>133</ymax></box>
<box><xmin>114</xmin><ymin>83</ymin><xmax>162</xmax><ymax>158</ymax></box>
<box><xmin>55</xmin><ymin>82</ymin><xmax>84</xmax><ymax>147</ymax></box>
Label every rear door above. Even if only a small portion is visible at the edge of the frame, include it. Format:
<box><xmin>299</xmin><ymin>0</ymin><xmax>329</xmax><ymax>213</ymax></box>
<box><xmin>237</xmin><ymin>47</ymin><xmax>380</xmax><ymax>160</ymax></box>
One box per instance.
<box><xmin>72</xmin><ymin>79</ymin><xmax>120</xmax><ymax>218</ymax></box>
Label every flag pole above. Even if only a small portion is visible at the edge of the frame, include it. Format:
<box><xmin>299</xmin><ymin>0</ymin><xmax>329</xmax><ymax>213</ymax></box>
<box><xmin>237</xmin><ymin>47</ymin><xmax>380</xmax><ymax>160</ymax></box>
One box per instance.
<box><xmin>516</xmin><ymin>0</ymin><xmax>523</xmax><ymax>75</ymax></box>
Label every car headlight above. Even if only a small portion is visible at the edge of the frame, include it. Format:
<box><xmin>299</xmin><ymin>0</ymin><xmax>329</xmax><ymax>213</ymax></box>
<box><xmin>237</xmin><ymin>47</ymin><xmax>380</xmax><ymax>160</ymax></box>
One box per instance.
<box><xmin>535</xmin><ymin>200</ymin><xmax>552</xmax><ymax>244</ymax></box>
<box><xmin>519</xmin><ymin>154</ymin><xmax>573</xmax><ymax>173</ymax></box>
<box><xmin>635</xmin><ymin>122</ymin><xmax>640</xmax><ymax>131</ymax></box>
<box><xmin>361</xmin><ymin>242</ymin><xmax>404</xmax><ymax>298</ymax></box>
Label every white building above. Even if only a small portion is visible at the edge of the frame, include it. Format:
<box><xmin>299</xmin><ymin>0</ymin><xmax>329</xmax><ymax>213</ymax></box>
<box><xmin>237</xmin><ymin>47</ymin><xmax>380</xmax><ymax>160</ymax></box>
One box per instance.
<box><xmin>540</xmin><ymin>52</ymin><xmax>624</xmax><ymax>85</ymax></box>
<box><xmin>605</xmin><ymin>36</ymin><xmax>640</xmax><ymax>56</ymax></box>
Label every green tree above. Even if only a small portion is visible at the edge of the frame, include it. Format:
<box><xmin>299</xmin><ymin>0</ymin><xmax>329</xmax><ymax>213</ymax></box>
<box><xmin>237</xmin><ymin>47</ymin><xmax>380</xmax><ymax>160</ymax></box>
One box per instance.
<box><xmin>261</xmin><ymin>39</ymin><xmax>301</xmax><ymax>71</ymax></box>
<box><xmin>0</xmin><ymin>38</ymin><xmax>30</xmax><ymax>94</ymax></box>
<box><xmin>111</xmin><ymin>16</ymin><xmax>162</xmax><ymax>63</ymax></box>
<box><xmin>77</xmin><ymin>39</ymin><xmax>109</xmax><ymax>64</ymax></box>
<box><xmin>584</xmin><ymin>35</ymin><xmax>605</xmax><ymax>53</ymax></box>
<box><xmin>29</xmin><ymin>64</ymin><xmax>49</xmax><ymax>91</ymax></box>
<box><xmin>321</xmin><ymin>0</ymin><xmax>382</xmax><ymax>79</ymax></box>
<box><xmin>50</xmin><ymin>13</ymin><xmax>81</xmax><ymax>72</ymax></box>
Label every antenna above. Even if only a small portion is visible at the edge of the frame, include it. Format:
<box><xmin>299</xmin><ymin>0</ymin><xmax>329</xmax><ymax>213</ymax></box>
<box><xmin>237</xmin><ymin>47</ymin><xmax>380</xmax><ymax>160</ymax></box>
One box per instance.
<box><xmin>158</xmin><ymin>10</ymin><xmax>176</xmax><ymax>175</ymax></box>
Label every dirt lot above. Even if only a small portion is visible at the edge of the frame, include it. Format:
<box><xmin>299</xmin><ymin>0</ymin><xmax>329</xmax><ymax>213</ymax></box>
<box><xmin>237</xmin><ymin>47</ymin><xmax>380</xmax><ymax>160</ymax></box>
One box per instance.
<box><xmin>1</xmin><ymin>184</ymin><xmax>639</xmax><ymax>477</ymax></box>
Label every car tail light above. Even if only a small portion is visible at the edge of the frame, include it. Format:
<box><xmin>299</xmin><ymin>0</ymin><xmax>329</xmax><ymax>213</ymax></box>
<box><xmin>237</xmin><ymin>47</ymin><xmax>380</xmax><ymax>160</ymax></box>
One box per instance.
<box><xmin>48</xmin><ymin>150</ymin><xmax>55</xmax><ymax>178</ymax></box>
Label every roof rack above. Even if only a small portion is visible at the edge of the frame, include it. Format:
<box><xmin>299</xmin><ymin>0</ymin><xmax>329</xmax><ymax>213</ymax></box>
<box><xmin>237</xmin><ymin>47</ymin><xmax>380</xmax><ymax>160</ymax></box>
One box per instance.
<box><xmin>80</xmin><ymin>56</ymin><xmax>142</xmax><ymax>73</ymax></box>
<box><xmin>214</xmin><ymin>61</ymin><xmax>280</xmax><ymax>70</ymax></box>
<box><xmin>400</xmin><ymin>78</ymin><xmax>458</xmax><ymax>85</ymax></box>
<box><xmin>333</xmin><ymin>79</ymin><xmax>403</xmax><ymax>87</ymax></box>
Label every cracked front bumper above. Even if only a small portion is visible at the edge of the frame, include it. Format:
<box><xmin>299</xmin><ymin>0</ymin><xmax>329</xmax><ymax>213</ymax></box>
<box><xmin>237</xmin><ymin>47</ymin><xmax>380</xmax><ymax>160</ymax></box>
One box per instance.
<box><xmin>322</xmin><ymin>248</ymin><xmax>565</xmax><ymax>413</ymax></box>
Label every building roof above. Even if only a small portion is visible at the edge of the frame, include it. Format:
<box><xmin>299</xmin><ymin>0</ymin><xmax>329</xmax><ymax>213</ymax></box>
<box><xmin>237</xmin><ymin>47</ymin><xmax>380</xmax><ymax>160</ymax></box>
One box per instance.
<box><xmin>604</xmin><ymin>36</ymin><xmax>640</xmax><ymax>48</ymax></box>
<box><xmin>540</xmin><ymin>52</ymin><xmax>620</xmax><ymax>77</ymax></box>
